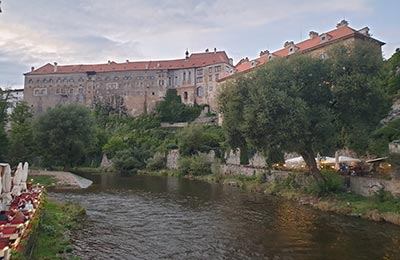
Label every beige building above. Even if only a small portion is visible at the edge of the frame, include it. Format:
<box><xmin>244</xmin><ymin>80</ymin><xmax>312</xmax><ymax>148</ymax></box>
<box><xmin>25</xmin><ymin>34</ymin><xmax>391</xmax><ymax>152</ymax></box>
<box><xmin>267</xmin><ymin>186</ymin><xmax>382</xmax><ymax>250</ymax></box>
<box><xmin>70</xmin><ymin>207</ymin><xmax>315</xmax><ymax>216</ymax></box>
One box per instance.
<box><xmin>24</xmin><ymin>50</ymin><xmax>234</xmax><ymax>115</ymax></box>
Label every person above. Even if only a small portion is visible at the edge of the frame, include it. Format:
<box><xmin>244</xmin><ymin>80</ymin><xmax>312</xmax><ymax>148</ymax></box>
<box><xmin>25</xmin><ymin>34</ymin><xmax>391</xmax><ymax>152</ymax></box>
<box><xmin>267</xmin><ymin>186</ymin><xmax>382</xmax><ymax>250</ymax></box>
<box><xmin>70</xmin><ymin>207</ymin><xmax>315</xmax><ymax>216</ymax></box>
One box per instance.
<box><xmin>339</xmin><ymin>164</ymin><xmax>348</xmax><ymax>174</ymax></box>
<box><xmin>21</xmin><ymin>200</ymin><xmax>34</xmax><ymax>211</ymax></box>
<box><xmin>0</xmin><ymin>211</ymin><xmax>9</xmax><ymax>222</ymax></box>
<box><xmin>13</xmin><ymin>210</ymin><xmax>27</xmax><ymax>222</ymax></box>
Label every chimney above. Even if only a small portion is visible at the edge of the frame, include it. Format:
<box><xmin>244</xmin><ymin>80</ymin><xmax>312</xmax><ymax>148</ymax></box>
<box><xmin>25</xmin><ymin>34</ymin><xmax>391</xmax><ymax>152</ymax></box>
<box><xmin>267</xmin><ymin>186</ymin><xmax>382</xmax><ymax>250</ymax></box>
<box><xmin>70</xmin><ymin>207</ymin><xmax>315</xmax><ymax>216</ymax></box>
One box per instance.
<box><xmin>185</xmin><ymin>49</ymin><xmax>189</xmax><ymax>60</ymax></box>
<box><xmin>205</xmin><ymin>48</ymin><xmax>209</xmax><ymax>53</ymax></box>
<box><xmin>259</xmin><ymin>50</ymin><xmax>270</xmax><ymax>57</ymax></box>
<box><xmin>358</xmin><ymin>27</ymin><xmax>370</xmax><ymax>36</ymax></box>
<box><xmin>31</xmin><ymin>67</ymin><xmax>35</xmax><ymax>72</ymax></box>
<box><xmin>126</xmin><ymin>60</ymin><xmax>129</xmax><ymax>63</ymax></box>
<box><xmin>214</xmin><ymin>47</ymin><xmax>217</xmax><ymax>53</ymax></box>
<box><xmin>229</xmin><ymin>58</ymin><xmax>233</xmax><ymax>65</ymax></box>
<box><xmin>53</xmin><ymin>62</ymin><xmax>58</xmax><ymax>72</ymax></box>
<box><xmin>284</xmin><ymin>41</ymin><xmax>294</xmax><ymax>48</ymax></box>
<box><xmin>309</xmin><ymin>31</ymin><xmax>319</xmax><ymax>39</ymax></box>
<box><xmin>108</xmin><ymin>60</ymin><xmax>111</xmax><ymax>65</ymax></box>
<box><xmin>336</xmin><ymin>19</ymin><xmax>349</xmax><ymax>28</ymax></box>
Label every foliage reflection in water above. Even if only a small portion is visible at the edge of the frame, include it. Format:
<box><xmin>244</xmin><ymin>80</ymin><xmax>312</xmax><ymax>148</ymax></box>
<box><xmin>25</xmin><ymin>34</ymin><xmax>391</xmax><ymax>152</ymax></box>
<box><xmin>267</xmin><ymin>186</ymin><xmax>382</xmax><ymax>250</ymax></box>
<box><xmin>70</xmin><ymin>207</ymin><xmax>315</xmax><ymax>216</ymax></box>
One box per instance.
<box><xmin>50</xmin><ymin>173</ymin><xmax>400</xmax><ymax>260</ymax></box>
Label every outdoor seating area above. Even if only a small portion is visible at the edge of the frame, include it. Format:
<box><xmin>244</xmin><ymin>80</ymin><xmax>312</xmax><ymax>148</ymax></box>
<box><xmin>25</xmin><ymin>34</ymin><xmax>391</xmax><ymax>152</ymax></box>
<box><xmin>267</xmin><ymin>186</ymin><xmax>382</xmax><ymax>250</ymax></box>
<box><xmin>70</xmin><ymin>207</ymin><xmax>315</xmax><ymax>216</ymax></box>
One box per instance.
<box><xmin>0</xmin><ymin>163</ymin><xmax>43</xmax><ymax>260</ymax></box>
<box><xmin>282</xmin><ymin>154</ymin><xmax>392</xmax><ymax>178</ymax></box>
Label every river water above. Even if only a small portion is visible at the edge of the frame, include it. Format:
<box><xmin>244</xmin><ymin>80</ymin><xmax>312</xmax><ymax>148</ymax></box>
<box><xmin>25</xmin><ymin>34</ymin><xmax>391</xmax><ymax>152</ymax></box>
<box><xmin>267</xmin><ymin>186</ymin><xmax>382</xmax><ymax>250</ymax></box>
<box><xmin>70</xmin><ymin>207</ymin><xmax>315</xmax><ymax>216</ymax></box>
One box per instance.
<box><xmin>50</xmin><ymin>173</ymin><xmax>400</xmax><ymax>260</ymax></box>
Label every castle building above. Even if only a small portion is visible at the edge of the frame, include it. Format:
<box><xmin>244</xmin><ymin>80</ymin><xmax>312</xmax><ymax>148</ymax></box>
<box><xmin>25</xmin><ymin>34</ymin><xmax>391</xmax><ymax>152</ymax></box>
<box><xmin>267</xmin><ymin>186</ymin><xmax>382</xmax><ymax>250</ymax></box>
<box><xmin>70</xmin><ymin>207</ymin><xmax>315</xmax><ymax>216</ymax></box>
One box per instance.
<box><xmin>24</xmin><ymin>50</ymin><xmax>234</xmax><ymax>115</ymax></box>
<box><xmin>222</xmin><ymin>20</ymin><xmax>384</xmax><ymax>80</ymax></box>
<box><xmin>23</xmin><ymin>20</ymin><xmax>384</xmax><ymax>118</ymax></box>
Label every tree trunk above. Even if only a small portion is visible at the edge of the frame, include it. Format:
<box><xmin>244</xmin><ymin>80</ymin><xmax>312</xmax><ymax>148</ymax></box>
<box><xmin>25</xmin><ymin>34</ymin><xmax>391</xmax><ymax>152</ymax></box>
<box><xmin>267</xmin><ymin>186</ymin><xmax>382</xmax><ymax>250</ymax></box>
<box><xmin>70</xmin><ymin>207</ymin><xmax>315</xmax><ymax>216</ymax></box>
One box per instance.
<box><xmin>300</xmin><ymin>150</ymin><xmax>325</xmax><ymax>183</ymax></box>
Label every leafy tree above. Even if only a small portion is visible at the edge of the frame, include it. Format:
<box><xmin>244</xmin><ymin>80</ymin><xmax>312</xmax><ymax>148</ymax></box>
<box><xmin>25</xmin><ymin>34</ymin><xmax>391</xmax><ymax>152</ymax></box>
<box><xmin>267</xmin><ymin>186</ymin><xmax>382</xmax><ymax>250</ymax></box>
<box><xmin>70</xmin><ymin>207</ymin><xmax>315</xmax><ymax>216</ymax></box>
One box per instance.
<box><xmin>0</xmin><ymin>88</ymin><xmax>10</xmax><ymax>161</ymax></box>
<box><xmin>219</xmin><ymin>77</ymin><xmax>252</xmax><ymax>163</ymax></box>
<box><xmin>369</xmin><ymin>119</ymin><xmax>400</xmax><ymax>155</ymax></box>
<box><xmin>156</xmin><ymin>89</ymin><xmax>202</xmax><ymax>123</ymax></box>
<box><xmin>33</xmin><ymin>104</ymin><xmax>97</xmax><ymax>169</ymax></box>
<box><xmin>220</xmin><ymin>56</ymin><xmax>336</xmax><ymax>181</ymax></box>
<box><xmin>177</xmin><ymin>125</ymin><xmax>225</xmax><ymax>157</ymax></box>
<box><xmin>8</xmin><ymin>102</ymin><xmax>35</xmax><ymax>165</ymax></box>
<box><xmin>384</xmin><ymin>48</ymin><xmax>400</xmax><ymax>96</ymax></box>
<box><xmin>328</xmin><ymin>41</ymin><xmax>389</xmax><ymax>153</ymax></box>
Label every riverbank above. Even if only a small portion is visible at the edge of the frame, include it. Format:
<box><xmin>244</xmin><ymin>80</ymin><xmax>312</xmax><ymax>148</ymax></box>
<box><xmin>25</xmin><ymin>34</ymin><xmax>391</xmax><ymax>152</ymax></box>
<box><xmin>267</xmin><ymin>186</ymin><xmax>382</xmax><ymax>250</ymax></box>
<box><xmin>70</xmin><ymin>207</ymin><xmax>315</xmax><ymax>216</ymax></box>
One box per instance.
<box><xmin>29</xmin><ymin>170</ymin><xmax>93</xmax><ymax>189</ymax></box>
<box><xmin>21</xmin><ymin>197</ymin><xmax>85</xmax><ymax>260</ymax></box>
<box><xmin>138</xmin><ymin>169</ymin><xmax>400</xmax><ymax>226</ymax></box>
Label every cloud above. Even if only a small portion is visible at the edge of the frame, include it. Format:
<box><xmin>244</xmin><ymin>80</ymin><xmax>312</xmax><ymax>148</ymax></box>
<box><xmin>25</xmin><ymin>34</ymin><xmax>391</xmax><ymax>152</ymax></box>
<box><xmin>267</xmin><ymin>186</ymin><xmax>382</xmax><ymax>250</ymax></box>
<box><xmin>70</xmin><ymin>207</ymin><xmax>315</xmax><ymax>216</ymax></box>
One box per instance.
<box><xmin>0</xmin><ymin>0</ymin><xmax>377</xmax><ymax>87</ymax></box>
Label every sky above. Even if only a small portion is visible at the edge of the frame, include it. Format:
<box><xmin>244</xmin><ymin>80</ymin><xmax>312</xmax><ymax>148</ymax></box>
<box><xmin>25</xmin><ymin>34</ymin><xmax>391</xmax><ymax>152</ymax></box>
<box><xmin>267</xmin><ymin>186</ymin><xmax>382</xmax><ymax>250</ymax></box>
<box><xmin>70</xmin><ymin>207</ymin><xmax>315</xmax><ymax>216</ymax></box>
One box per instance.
<box><xmin>0</xmin><ymin>0</ymin><xmax>399</xmax><ymax>89</ymax></box>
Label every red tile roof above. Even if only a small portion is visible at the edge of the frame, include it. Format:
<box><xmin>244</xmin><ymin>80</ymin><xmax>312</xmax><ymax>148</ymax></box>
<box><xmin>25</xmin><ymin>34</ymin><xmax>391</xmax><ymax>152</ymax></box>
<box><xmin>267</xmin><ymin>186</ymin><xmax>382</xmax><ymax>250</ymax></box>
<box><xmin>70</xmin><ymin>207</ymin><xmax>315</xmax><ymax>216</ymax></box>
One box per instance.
<box><xmin>25</xmin><ymin>51</ymin><xmax>231</xmax><ymax>75</ymax></box>
<box><xmin>234</xmin><ymin>24</ymin><xmax>385</xmax><ymax>74</ymax></box>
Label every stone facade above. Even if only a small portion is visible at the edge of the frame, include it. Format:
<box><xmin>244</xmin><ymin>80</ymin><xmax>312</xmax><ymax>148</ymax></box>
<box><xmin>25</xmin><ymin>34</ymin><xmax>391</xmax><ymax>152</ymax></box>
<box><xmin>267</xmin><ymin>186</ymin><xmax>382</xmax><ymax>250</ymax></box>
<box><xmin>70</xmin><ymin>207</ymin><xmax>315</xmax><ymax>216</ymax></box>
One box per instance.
<box><xmin>24</xmin><ymin>51</ymin><xmax>234</xmax><ymax>116</ymax></box>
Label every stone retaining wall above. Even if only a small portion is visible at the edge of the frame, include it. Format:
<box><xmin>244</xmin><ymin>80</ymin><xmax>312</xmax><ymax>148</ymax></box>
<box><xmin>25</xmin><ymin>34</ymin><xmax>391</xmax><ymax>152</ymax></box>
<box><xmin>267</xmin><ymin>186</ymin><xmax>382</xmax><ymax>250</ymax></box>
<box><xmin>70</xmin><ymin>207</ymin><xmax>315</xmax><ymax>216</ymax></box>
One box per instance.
<box><xmin>350</xmin><ymin>176</ymin><xmax>400</xmax><ymax>197</ymax></box>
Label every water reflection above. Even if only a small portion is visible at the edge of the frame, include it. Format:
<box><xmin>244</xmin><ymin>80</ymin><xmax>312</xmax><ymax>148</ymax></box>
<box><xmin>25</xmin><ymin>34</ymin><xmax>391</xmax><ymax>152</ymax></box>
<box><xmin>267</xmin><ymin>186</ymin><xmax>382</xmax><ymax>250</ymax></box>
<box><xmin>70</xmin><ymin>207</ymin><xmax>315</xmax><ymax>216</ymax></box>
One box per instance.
<box><xmin>50</xmin><ymin>173</ymin><xmax>400</xmax><ymax>260</ymax></box>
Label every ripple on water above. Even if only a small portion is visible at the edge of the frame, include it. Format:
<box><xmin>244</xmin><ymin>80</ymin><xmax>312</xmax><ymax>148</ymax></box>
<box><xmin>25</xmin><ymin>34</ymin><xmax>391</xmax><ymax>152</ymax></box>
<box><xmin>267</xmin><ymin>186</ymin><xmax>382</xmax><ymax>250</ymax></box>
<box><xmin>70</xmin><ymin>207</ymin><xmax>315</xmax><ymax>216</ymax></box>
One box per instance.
<box><xmin>49</xmin><ymin>175</ymin><xmax>400</xmax><ymax>260</ymax></box>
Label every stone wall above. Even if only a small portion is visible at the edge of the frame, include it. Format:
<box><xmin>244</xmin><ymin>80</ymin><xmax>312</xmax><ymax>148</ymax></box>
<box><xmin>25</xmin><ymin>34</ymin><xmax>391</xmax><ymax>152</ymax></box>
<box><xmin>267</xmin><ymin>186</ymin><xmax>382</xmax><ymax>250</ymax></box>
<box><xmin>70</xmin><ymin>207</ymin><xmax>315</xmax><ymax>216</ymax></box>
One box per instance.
<box><xmin>350</xmin><ymin>176</ymin><xmax>400</xmax><ymax>198</ymax></box>
<box><xmin>166</xmin><ymin>149</ymin><xmax>179</xmax><ymax>169</ymax></box>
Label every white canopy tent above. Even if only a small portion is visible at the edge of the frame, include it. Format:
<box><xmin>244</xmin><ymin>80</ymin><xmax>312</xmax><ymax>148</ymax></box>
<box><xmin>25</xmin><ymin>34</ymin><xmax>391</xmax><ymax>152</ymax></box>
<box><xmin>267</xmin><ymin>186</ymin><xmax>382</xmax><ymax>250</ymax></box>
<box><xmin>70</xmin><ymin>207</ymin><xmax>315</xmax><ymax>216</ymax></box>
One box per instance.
<box><xmin>285</xmin><ymin>155</ymin><xmax>360</xmax><ymax>169</ymax></box>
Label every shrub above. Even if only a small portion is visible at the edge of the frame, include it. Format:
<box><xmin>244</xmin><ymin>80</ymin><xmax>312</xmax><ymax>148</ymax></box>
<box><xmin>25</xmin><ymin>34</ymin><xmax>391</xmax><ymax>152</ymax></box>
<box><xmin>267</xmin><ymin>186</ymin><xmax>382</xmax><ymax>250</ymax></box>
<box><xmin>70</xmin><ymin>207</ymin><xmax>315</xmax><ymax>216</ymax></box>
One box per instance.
<box><xmin>306</xmin><ymin>170</ymin><xmax>345</xmax><ymax>196</ymax></box>
<box><xmin>178</xmin><ymin>153</ymin><xmax>212</xmax><ymax>176</ymax></box>
<box><xmin>146</xmin><ymin>151</ymin><xmax>166</xmax><ymax>170</ymax></box>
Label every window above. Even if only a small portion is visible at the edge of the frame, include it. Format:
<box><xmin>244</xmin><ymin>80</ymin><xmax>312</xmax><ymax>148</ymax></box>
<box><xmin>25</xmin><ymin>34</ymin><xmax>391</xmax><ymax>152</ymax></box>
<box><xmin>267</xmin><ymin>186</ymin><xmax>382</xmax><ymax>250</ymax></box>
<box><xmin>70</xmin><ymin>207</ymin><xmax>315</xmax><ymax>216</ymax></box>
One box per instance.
<box><xmin>96</xmin><ymin>77</ymin><xmax>102</xmax><ymax>81</ymax></box>
<box><xmin>208</xmin><ymin>75</ymin><xmax>212</xmax><ymax>81</ymax></box>
<box><xmin>196</xmin><ymin>86</ymin><xmax>204</xmax><ymax>97</ymax></box>
<box><xmin>69</xmin><ymin>88</ymin><xmax>74</xmax><ymax>94</ymax></box>
<box><xmin>147</xmin><ymin>75</ymin><xmax>155</xmax><ymax>80</ymax></box>
<box><xmin>183</xmin><ymin>72</ymin><xmax>186</xmax><ymax>81</ymax></box>
<box><xmin>188</xmin><ymin>71</ymin><xmax>192</xmax><ymax>83</ymax></box>
<box><xmin>208</xmin><ymin>67</ymin><xmax>212</xmax><ymax>73</ymax></box>
<box><xmin>105</xmin><ymin>77</ymin><xmax>111</xmax><ymax>81</ymax></box>
<box><xmin>184</xmin><ymin>92</ymin><xmax>188</xmax><ymax>100</ymax></box>
<box><xmin>33</xmin><ymin>88</ymin><xmax>48</xmax><ymax>96</ymax></box>
<box><xmin>114</xmin><ymin>76</ymin><xmax>120</xmax><ymax>81</ymax></box>
<box><xmin>196</xmin><ymin>68</ymin><xmax>203</xmax><ymax>76</ymax></box>
<box><xmin>168</xmin><ymin>77</ymin><xmax>172</xmax><ymax>86</ymax></box>
<box><xmin>28</xmin><ymin>79</ymin><xmax>33</xmax><ymax>83</ymax></box>
<box><xmin>106</xmin><ymin>83</ymin><xmax>118</xmax><ymax>89</ymax></box>
<box><xmin>78</xmin><ymin>78</ymin><xmax>84</xmax><ymax>82</ymax></box>
<box><xmin>69</xmin><ymin>78</ymin><xmax>74</xmax><ymax>82</ymax></box>
<box><xmin>215</xmin><ymin>74</ymin><xmax>219</xmax><ymax>80</ymax></box>
<box><xmin>196</xmin><ymin>77</ymin><xmax>203</xmax><ymax>83</ymax></box>
<box><xmin>56</xmin><ymin>88</ymin><xmax>61</xmax><ymax>94</ymax></box>
<box><xmin>159</xmin><ymin>80</ymin><xmax>164</xmax><ymax>86</ymax></box>
<box><xmin>78</xmin><ymin>88</ymin><xmax>83</xmax><ymax>94</ymax></box>
<box><xmin>214</xmin><ymin>66</ymin><xmax>221</xmax><ymax>72</ymax></box>
<box><xmin>136</xmin><ymin>76</ymin><xmax>144</xmax><ymax>80</ymax></box>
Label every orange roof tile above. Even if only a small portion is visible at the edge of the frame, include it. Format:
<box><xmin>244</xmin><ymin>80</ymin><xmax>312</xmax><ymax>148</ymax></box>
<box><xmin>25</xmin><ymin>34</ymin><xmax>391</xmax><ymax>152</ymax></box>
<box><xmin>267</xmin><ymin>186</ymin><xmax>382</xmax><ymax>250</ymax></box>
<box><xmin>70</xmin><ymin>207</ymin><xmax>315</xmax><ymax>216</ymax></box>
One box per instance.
<box><xmin>26</xmin><ymin>51</ymin><xmax>231</xmax><ymax>75</ymax></box>
<box><xmin>235</xmin><ymin>24</ymin><xmax>384</xmax><ymax>73</ymax></box>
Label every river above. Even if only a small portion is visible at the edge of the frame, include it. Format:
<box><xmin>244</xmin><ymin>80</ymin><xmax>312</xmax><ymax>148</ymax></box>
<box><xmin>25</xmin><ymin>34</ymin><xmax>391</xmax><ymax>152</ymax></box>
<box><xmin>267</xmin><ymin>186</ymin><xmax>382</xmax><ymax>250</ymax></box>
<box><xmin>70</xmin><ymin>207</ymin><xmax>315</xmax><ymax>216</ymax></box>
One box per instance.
<box><xmin>49</xmin><ymin>173</ymin><xmax>400</xmax><ymax>260</ymax></box>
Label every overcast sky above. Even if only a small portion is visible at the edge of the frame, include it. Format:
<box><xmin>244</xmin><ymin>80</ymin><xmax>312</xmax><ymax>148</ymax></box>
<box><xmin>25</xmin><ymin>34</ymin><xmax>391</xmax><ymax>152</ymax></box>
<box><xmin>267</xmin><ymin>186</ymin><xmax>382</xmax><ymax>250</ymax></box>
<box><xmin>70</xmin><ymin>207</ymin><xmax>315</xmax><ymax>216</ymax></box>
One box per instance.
<box><xmin>1</xmin><ymin>0</ymin><xmax>399</xmax><ymax>88</ymax></box>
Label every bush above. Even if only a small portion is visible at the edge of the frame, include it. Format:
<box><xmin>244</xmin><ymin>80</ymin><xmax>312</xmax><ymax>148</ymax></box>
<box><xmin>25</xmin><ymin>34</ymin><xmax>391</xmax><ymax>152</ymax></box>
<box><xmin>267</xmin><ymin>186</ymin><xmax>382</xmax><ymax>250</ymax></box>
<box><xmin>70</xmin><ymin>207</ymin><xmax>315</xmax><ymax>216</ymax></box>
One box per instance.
<box><xmin>306</xmin><ymin>170</ymin><xmax>345</xmax><ymax>195</ymax></box>
<box><xmin>178</xmin><ymin>153</ymin><xmax>212</xmax><ymax>176</ymax></box>
<box><xmin>146</xmin><ymin>151</ymin><xmax>166</xmax><ymax>170</ymax></box>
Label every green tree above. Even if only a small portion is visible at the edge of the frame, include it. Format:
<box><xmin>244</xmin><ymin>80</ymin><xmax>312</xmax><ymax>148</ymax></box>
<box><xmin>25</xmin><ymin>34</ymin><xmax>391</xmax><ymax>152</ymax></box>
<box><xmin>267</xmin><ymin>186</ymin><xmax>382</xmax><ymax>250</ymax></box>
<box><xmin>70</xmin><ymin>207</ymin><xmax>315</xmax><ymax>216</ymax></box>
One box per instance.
<box><xmin>0</xmin><ymin>88</ymin><xmax>10</xmax><ymax>161</ymax></box>
<box><xmin>33</xmin><ymin>104</ymin><xmax>97</xmax><ymax>169</ymax></box>
<box><xmin>384</xmin><ymin>48</ymin><xmax>400</xmax><ymax>96</ymax></box>
<box><xmin>328</xmin><ymin>41</ymin><xmax>389</xmax><ymax>153</ymax></box>
<box><xmin>177</xmin><ymin>125</ymin><xmax>225</xmax><ymax>157</ymax></box>
<box><xmin>221</xmin><ymin>56</ymin><xmax>335</xmax><ymax>181</ymax></box>
<box><xmin>219</xmin><ymin>77</ymin><xmax>252</xmax><ymax>163</ymax></box>
<box><xmin>8</xmin><ymin>102</ymin><xmax>35</xmax><ymax>165</ymax></box>
<box><xmin>156</xmin><ymin>89</ymin><xmax>202</xmax><ymax>123</ymax></box>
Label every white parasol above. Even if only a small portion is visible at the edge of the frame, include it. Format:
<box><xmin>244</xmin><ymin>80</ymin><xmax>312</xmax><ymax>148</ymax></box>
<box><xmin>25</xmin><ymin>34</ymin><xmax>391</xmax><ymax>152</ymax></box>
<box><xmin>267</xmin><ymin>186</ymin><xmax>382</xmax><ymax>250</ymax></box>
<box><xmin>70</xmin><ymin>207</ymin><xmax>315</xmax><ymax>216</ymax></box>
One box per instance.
<box><xmin>20</xmin><ymin>162</ymin><xmax>29</xmax><ymax>190</ymax></box>
<box><xmin>11</xmin><ymin>162</ymin><xmax>23</xmax><ymax>196</ymax></box>
<box><xmin>1</xmin><ymin>164</ymin><xmax>12</xmax><ymax>205</ymax></box>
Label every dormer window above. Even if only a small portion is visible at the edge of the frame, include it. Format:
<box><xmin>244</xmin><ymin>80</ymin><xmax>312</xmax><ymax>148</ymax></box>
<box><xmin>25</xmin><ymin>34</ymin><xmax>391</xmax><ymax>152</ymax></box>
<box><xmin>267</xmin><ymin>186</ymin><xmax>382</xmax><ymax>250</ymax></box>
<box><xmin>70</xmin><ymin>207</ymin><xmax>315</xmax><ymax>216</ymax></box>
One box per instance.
<box><xmin>319</xmin><ymin>33</ymin><xmax>331</xmax><ymax>43</ymax></box>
